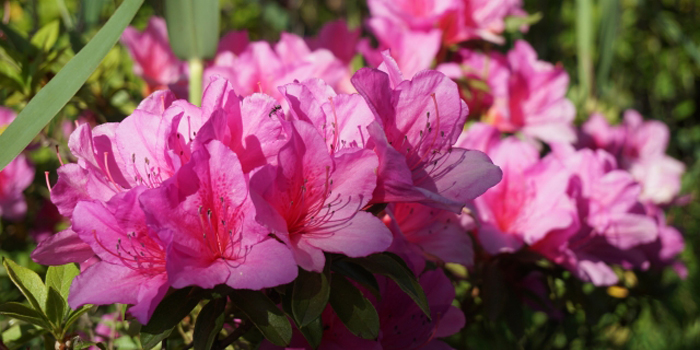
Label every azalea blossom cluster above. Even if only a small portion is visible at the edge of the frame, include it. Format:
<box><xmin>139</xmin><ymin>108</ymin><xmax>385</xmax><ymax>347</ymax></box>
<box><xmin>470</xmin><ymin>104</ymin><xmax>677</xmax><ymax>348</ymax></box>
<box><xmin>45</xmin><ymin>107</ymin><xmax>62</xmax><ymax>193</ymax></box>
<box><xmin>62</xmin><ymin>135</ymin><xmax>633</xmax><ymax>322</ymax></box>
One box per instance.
<box><xmin>0</xmin><ymin>0</ymin><xmax>684</xmax><ymax>348</ymax></box>
<box><xmin>34</xmin><ymin>48</ymin><xmax>500</xmax><ymax>346</ymax></box>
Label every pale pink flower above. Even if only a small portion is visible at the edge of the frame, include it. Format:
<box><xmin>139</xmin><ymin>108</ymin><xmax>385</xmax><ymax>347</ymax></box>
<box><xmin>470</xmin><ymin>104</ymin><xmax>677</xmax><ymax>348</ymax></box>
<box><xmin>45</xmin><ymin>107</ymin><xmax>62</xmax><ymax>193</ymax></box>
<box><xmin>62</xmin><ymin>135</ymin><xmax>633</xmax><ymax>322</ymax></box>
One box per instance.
<box><xmin>534</xmin><ymin>144</ymin><xmax>659</xmax><ymax>286</ymax></box>
<box><xmin>581</xmin><ymin>110</ymin><xmax>685</xmax><ymax>204</ymax></box>
<box><xmin>250</xmin><ymin>120</ymin><xmax>392</xmax><ymax>272</ymax></box>
<box><xmin>140</xmin><ymin>140</ymin><xmax>298</xmax><ymax>289</ymax></box>
<box><xmin>351</xmin><ymin>54</ymin><xmax>502</xmax><ymax>212</ymax></box>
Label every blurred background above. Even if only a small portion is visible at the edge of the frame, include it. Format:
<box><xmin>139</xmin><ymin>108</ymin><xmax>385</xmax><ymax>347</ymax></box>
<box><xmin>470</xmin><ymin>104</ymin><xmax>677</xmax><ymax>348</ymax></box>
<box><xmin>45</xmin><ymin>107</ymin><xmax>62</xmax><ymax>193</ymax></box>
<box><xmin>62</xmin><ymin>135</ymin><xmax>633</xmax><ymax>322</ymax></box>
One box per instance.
<box><xmin>0</xmin><ymin>0</ymin><xmax>699</xmax><ymax>349</ymax></box>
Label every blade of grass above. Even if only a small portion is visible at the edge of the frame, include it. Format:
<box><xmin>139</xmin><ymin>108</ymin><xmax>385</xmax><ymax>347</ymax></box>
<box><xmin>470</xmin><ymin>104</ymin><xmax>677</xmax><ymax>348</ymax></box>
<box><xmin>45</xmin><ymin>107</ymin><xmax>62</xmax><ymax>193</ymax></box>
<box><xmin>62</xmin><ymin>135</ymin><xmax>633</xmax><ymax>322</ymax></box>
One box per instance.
<box><xmin>576</xmin><ymin>0</ymin><xmax>593</xmax><ymax>104</ymax></box>
<box><xmin>596</xmin><ymin>0</ymin><xmax>620</xmax><ymax>96</ymax></box>
<box><xmin>0</xmin><ymin>0</ymin><xmax>145</xmax><ymax>170</ymax></box>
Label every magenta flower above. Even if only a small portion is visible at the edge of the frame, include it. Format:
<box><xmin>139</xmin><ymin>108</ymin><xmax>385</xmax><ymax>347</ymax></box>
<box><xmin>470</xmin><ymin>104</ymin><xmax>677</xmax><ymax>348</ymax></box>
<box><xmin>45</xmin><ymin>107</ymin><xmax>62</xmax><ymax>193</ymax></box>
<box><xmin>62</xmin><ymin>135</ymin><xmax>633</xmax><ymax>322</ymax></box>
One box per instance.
<box><xmin>0</xmin><ymin>107</ymin><xmax>34</xmax><ymax>221</ymax></box>
<box><xmin>140</xmin><ymin>140</ymin><xmax>298</xmax><ymax>289</ymax></box>
<box><xmin>351</xmin><ymin>55</ymin><xmax>502</xmax><ymax>212</ymax></box>
<box><xmin>68</xmin><ymin>187</ymin><xmax>168</xmax><ymax>324</ymax></box>
<box><xmin>581</xmin><ymin>110</ymin><xmax>685</xmax><ymax>204</ymax></box>
<box><xmin>121</xmin><ymin>17</ymin><xmax>185</xmax><ymax>94</ymax></box>
<box><xmin>250</xmin><ymin>120</ymin><xmax>392</xmax><ymax>272</ymax></box>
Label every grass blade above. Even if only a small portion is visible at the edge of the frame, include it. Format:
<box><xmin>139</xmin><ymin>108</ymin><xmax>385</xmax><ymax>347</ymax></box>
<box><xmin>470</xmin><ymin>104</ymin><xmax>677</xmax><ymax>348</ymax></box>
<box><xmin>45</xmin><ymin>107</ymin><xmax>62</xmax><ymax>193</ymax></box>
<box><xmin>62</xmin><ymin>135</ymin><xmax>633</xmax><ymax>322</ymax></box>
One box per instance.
<box><xmin>0</xmin><ymin>0</ymin><xmax>145</xmax><ymax>170</ymax></box>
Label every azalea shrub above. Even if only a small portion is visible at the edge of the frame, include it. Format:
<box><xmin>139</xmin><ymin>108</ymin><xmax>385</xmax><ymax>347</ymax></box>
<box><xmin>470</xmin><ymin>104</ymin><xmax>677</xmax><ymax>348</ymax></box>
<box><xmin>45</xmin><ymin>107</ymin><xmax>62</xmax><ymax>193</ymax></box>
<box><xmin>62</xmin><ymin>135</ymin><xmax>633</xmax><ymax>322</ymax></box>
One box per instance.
<box><xmin>0</xmin><ymin>0</ymin><xmax>698</xmax><ymax>349</ymax></box>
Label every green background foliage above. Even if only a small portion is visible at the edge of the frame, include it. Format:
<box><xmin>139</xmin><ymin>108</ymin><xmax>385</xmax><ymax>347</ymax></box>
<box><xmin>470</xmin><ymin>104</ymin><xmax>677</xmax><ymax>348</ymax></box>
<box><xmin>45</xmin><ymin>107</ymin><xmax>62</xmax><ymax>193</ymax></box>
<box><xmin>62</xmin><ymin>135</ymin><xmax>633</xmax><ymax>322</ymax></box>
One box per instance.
<box><xmin>0</xmin><ymin>0</ymin><xmax>698</xmax><ymax>349</ymax></box>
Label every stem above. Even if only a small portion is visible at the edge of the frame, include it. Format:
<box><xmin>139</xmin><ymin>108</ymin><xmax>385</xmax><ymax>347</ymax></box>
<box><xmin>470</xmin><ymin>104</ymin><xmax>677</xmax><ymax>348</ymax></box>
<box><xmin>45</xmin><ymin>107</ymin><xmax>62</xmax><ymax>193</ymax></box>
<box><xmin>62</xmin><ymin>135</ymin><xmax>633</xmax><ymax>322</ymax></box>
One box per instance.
<box><xmin>188</xmin><ymin>58</ymin><xmax>204</xmax><ymax>107</ymax></box>
<box><xmin>213</xmin><ymin>322</ymin><xmax>253</xmax><ymax>350</ymax></box>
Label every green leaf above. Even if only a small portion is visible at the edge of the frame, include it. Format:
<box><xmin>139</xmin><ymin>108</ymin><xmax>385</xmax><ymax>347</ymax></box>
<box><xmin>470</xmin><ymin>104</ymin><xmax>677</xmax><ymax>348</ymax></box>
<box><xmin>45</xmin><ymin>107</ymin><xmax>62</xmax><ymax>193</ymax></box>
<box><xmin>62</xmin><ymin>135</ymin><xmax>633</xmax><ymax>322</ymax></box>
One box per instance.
<box><xmin>64</xmin><ymin>305</ymin><xmax>91</xmax><ymax>331</ymax></box>
<box><xmin>298</xmin><ymin>316</ymin><xmax>323</xmax><ymax>349</ymax></box>
<box><xmin>596</xmin><ymin>0</ymin><xmax>620</xmax><ymax>94</ymax></box>
<box><xmin>193</xmin><ymin>298</ymin><xmax>226</xmax><ymax>350</ymax></box>
<box><xmin>291</xmin><ymin>268</ymin><xmax>330</xmax><ymax>328</ymax></box>
<box><xmin>349</xmin><ymin>253</ymin><xmax>430</xmax><ymax>318</ymax></box>
<box><xmin>328</xmin><ymin>274</ymin><xmax>379</xmax><ymax>340</ymax></box>
<box><xmin>165</xmin><ymin>0</ymin><xmax>220</xmax><ymax>60</ymax></box>
<box><xmin>0</xmin><ymin>302</ymin><xmax>51</xmax><ymax>329</ymax></box>
<box><xmin>229</xmin><ymin>289</ymin><xmax>292</xmax><ymax>347</ymax></box>
<box><xmin>30</xmin><ymin>20</ymin><xmax>60</xmax><ymax>52</ymax></box>
<box><xmin>0</xmin><ymin>0</ymin><xmax>145</xmax><ymax>170</ymax></box>
<box><xmin>0</xmin><ymin>22</ymin><xmax>31</xmax><ymax>53</ymax></box>
<box><xmin>2</xmin><ymin>258</ymin><xmax>48</xmax><ymax>315</ymax></box>
<box><xmin>45</xmin><ymin>263</ymin><xmax>80</xmax><ymax>300</ymax></box>
<box><xmin>140</xmin><ymin>327</ymin><xmax>173</xmax><ymax>350</ymax></box>
<box><xmin>45</xmin><ymin>287</ymin><xmax>66</xmax><ymax>327</ymax></box>
<box><xmin>1</xmin><ymin>323</ymin><xmax>48</xmax><ymax>350</ymax></box>
<box><xmin>331</xmin><ymin>260</ymin><xmax>380</xmax><ymax>298</ymax></box>
<box><xmin>142</xmin><ymin>288</ymin><xmax>201</xmax><ymax>334</ymax></box>
<box><xmin>504</xmin><ymin>12</ymin><xmax>543</xmax><ymax>33</ymax></box>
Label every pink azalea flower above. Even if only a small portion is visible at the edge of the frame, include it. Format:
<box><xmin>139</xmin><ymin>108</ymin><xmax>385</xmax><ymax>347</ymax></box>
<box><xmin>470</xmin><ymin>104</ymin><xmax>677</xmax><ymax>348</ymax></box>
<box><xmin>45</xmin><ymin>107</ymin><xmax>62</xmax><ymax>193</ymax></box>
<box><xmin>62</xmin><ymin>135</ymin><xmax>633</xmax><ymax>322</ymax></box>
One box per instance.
<box><xmin>487</xmin><ymin>41</ymin><xmax>576</xmax><ymax>143</ymax></box>
<box><xmin>385</xmin><ymin>202</ymin><xmax>476</xmax><ymax>267</ymax></box>
<box><xmin>121</xmin><ymin>17</ymin><xmax>186</xmax><ymax>94</ymax></box>
<box><xmin>359</xmin><ymin>17</ymin><xmax>442</xmax><ymax>79</ymax></box>
<box><xmin>366</xmin><ymin>0</ymin><xmax>527</xmax><ymax>45</ymax></box>
<box><xmin>638</xmin><ymin>204</ymin><xmax>686</xmax><ymax>276</ymax></box>
<box><xmin>193</xmin><ymin>76</ymin><xmax>288</xmax><ymax>173</ymax></box>
<box><xmin>368</xmin><ymin>0</ymin><xmax>462</xmax><ymax>32</ymax></box>
<box><xmin>459</xmin><ymin>134</ymin><xmax>579</xmax><ymax>255</ymax></box>
<box><xmin>441</xmin><ymin>42</ymin><xmax>576</xmax><ymax>143</ymax></box>
<box><xmin>140</xmin><ymin>140</ymin><xmax>298</xmax><ymax>289</ymax></box>
<box><xmin>533</xmin><ymin>144</ymin><xmax>659</xmax><ymax>286</ymax></box>
<box><xmin>49</xmin><ymin>90</ymin><xmax>185</xmax><ymax>218</ymax></box>
<box><xmin>0</xmin><ymin>109</ymin><xmax>34</xmax><ymax>221</ymax></box>
<box><xmin>437</xmin><ymin>49</ymin><xmax>510</xmax><ymax>117</ymax></box>
<box><xmin>580</xmin><ymin>110</ymin><xmax>685</xmax><ymax>204</ymax></box>
<box><xmin>446</xmin><ymin>0</ymin><xmax>528</xmax><ymax>44</ymax></box>
<box><xmin>280</xmin><ymin>78</ymin><xmax>375</xmax><ymax>155</ymax></box>
<box><xmin>250</xmin><ymin>120</ymin><xmax>392</xmax><ymax>272</ymax></box>
<box><xmin>38</xmin><ymin>90</ymin><xmax>200</xmax><ymax>266</ymax></box>
<box><xmin>68</xmin><ymin>187</ymin><xmax>169</xmax><ymax>324</ymax></box>
<box><xmin>306</xmin><ymin>20</ymin><xmax>361</xmax><ymax>65</ymax></box>
<box><xmin>351</xmin><ymin>54</ymin><xmax>502</xmax><ymax>212</ymax></box>
<box><xmin>205</xmin><ymin>33</ymin><xmax>351</xmax><ymax>100</ymax></box>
